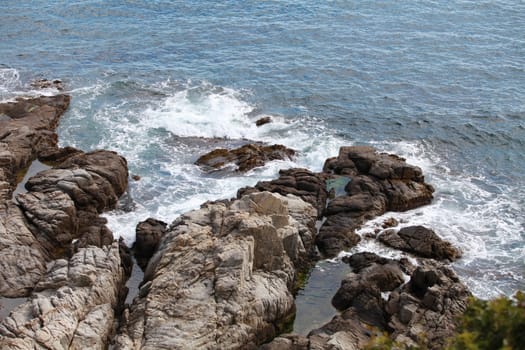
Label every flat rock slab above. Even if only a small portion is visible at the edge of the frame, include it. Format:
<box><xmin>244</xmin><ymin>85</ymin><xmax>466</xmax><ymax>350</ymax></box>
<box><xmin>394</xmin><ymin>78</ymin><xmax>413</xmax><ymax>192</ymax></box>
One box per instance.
<box><xmin>379</xmin><ymin>225</ymin><xmax>462</xmax><ymax>261</ymax></box>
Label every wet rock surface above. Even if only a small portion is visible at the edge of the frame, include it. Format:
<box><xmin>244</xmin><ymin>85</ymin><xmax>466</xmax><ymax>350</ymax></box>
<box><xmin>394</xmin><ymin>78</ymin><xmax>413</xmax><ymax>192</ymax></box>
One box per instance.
<box><xmin>195</xmin><ymin>143</ymin><xmax>296</xmax><ymax>172</ymax></box>
<box><xmin>114</xmin><ymin>192</ymin><xmax>318</xmax><ymax>349</ymax></box>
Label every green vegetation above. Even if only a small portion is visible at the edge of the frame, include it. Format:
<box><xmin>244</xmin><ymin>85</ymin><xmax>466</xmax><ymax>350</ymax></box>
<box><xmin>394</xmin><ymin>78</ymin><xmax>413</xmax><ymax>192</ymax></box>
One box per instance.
<box><xmin>448</xmin><ymin>291</ymin><xmax>525</xmax><ymax>350</ymax></box>
<box><xmin>365</xmin><ymin>292</ymin><xmax>525</xmax><ymax>350</ymax></box>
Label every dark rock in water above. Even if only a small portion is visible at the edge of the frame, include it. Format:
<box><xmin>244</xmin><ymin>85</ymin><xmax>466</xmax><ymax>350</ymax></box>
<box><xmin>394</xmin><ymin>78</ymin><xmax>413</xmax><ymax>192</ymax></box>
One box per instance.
<box><xmin>238</xmin><ymin>168</ymin><xmax>329</xmax><ymax>217</ymax></box>
<box><xmin>195</xmin><ymin>143</ymin><xmax>295</xmax><ymax>172</ymax></box>
<box><xmin>382</xmin><ymin>217</ymin><xmax>399</xmax><ymax>228</ymax></box>
<box><xmin>255</xmin><ymin>116</ymin><xmax>272</xmax><ymax>126</ymax></box>
<box><xmin>314</xmin><ymin>146</ymin><xmax>435</xmax><ymax>257</ymax></box>
<box><xmin>309</xmin><ymin>252</ymin><xmax>470</xmax><ymax>350</ymax></box>
<box><xmin>133</xmin><ymin>218</ymin><xmax>167</xmax><ymax>270</ymax></box>
<box><xmin>316</xmin><ymin>213</ymin><xmax>362</xmax><ymax>257</ymax></box>
<box><xmin>31</xmin><ymin>78</ymin><xmax>64</xmax><ymax>90</ymax></box>
<box><xmin>379</xmin><ymin>225</ymin><xmax>462</xmax><ymax>261</ymax></box>
<box><xmin>332</xmin><ymin>253</ymin><xmax>407</xmax><ymax>327</ymax></box>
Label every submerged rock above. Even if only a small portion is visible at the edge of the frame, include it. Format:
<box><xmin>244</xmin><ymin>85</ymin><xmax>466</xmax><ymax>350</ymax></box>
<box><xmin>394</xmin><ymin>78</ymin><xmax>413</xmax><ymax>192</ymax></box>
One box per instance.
<box><xmin>195</xmin><ymin>143</ymin><xmax>295</xmax><ymax>172</ymax></box>
<box><xmin>115</xmin><ymin>191</ymin><xmax>317</xmax><ymax>349</ymax></box>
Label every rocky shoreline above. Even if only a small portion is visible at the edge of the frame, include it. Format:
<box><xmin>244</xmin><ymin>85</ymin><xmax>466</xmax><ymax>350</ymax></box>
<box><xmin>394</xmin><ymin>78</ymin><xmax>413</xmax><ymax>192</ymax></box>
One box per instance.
<box><xmin>0</xmin><ymin>90</ymin><xmax>470</xmax><ymax>349</ymax></box>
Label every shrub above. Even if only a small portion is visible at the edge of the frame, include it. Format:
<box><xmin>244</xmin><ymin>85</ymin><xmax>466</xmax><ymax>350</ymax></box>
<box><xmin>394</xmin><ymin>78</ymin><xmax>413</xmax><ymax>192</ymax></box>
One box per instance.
<box><xmin>448</xmin><ymin>291</ymin><xmax>525</xmax><ymax>350</ymax></box>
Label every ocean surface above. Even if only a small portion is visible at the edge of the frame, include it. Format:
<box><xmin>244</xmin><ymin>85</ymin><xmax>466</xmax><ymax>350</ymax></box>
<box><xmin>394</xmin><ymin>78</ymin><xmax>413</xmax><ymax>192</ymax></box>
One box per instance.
<box><xmin>1</xmin><ymin>0</ymin><xmax>524</xmax><ymax>331</ymax></box>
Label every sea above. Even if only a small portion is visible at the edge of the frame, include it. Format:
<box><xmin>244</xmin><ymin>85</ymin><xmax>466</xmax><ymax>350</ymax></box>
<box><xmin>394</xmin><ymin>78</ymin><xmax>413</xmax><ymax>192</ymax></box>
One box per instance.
<box><xmin>1</xmin><ymin>0</ymin><xmax>524</xmax><ymax>333</ymax></box>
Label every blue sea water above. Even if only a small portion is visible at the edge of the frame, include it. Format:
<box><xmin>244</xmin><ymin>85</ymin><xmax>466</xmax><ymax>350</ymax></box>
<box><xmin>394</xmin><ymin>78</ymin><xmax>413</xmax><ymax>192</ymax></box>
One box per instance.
<box><xmin>1</xmin><ymin>0</ymin><xmax>524</xmax><ymax>315</ymax></box>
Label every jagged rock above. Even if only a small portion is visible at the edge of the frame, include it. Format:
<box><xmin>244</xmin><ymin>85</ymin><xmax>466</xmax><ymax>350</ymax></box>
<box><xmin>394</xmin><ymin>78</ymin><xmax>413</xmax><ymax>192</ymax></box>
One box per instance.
<box><xmin>306</xmin><ymin>253</ymin><xmax>470</xmax><ymax>350</ymax></box>
<box><xmin>325</xmin><ymin>146</ymin><xmax>434</xmax><ymax>212</ymax></box>
<box><xmin>0</xmin><ymin>94</ymin><xmax>71</xmax><ymax>201</ymax></box>
<box><xmin>0</xmin><ymin>243</ymin><xmax>126</xmax><ymax>349</ymax></box>
<box><xmin>15</xmin><ymin>150</ymin><xmax>128</xmax><ymax>259</ymax></box>
<box><xmin>195</xmin><ymin>143</ymin><xmax>295</xmax><ymax>172</ymax></box>
<box><xmin>1</xmin><ymin>94</ymin><xmax>129</xmax><ymax>301</ymax></box>
<box><xmin>315</xmin><ymin>146</ymin><xmax>435</xmax><ymax>257</ymax></box>
<box><xmin>133</xmin><ymin>218</ymin><xmax>167</xmax><ymax>270</ymax></box>
<box><xmin>332</xmin><ymin>253</ymin><xmax>408</xmax><ymax>328</ymax></box>
<box><xmin>386</xmin><ymin>261</ymin><xmax>471</xmax><ymax>349</ymax></box>
<box><xmin>114</xmin><ymin>192</ymin><xmax>317</xmax><ymax>349</ymax></box>
<box><xmin>238</xmin><ymin>168</ymin><xmax>328</xmax><ymax>217</ymax></box>
<box><xmin>38</xmin><ymin>146</ymin><xmax>83</xmax><ymax>164</ymax></box>
<box><xmin>0</xmin><ymin>203</ymin><xmax>48</xmax><ymax>297</ymax></box>
<box><xmin>379</xmin><ymin>225</ymin><xmax>462</xmax><ymax>261</ymax></box>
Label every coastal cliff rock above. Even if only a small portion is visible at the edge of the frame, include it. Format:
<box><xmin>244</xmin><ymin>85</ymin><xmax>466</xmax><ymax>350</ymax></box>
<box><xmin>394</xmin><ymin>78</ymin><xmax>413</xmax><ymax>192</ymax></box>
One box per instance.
<box><xmin>240</xmin><ymin>146</ymin><xmax>434</xmax><ymax>258</ymax></box>
<box><xmin>195</xmin><ymin>143</ymin><xmax>295</xmax><ymax>172</ymax></box>
<box><xmin>0</xmin><ymin>242</ymin><xmax>126</xmax><ymax>349</ymax></box>
<box><xmin>0</xmin><ymin>95</ymin><xmax>71</xmax><ymax>202</ymax></box>
<box><xmin>0</xmin><ymin>95</ymin><xmax>71</xmax><ymax>297</ymax></box>
<box><xmin>0</xmin><ymin>95</ymin><xmax>129</xmax><ymax>299</ymax></box>
<box><xmin>114</xmin><ymin>191</ymin><xmax>317</xmax><ymax>349</ymax></box>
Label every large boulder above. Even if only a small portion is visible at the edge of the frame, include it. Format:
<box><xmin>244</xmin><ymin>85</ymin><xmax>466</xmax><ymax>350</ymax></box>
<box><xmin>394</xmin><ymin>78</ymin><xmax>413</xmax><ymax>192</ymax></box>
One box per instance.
<box><xmin>114</xmin><ymin>192</ymin><xmax>318</xmax><ymax>349</ymax></box>
<box><xmin>0</xmin><ymin>242</ymin><xmax>126</xmax><ymax>349</ymax></box>
<box><xmin>133</xmin><ymin>218</ymin><xmax>167</xmax><ymax>270</ymax></box>
<box><xmin>378</xmin><ymin>225</ymin><xmax>462</xmax><ymax>261</ymax></box>
<box><xmin>195</xmin><ymin>143</ymin><xmax>295</xmax><ymax>172</ymax></box>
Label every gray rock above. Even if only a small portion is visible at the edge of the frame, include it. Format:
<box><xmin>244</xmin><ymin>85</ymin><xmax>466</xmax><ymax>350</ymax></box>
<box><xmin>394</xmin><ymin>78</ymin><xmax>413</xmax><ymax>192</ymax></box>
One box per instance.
<box><xmin>0</xmin><ymin>243</ymin><xmax>126</xmax><ymax>349</ymax></box>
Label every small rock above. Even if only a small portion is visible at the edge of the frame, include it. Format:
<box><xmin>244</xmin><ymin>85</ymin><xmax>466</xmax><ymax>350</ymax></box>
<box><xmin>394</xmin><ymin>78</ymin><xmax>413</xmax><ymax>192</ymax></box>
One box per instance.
<box><xmin>195</xmin><ymin>143</ymin><xmax>295</xmax><ymax>172</ymax></box>
<box><xmin>255</xmin><ymin>116</ymin><xmax>272</xmax><ymax>126</ymax></box>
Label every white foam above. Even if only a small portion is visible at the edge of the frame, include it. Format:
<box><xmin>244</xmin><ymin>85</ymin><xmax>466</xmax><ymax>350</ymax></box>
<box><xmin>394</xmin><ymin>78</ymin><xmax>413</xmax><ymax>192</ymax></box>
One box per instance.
<box><xmin>142</xmin><ymin>85</ymin><xmax>257</xmax><ymax>139</ymax></box>
<box><xmin>358</xmin><ymin>140</ymin><xmax>524</xmax><ymax>298</ymax></box>
<box><xmin>0</xmin><ymin>68</ymin><xmax>20</xmax><ymax>93</ymax></box>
